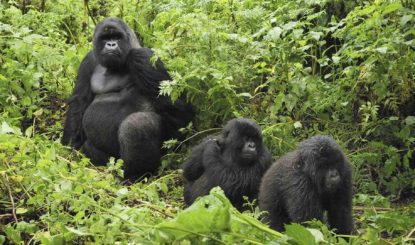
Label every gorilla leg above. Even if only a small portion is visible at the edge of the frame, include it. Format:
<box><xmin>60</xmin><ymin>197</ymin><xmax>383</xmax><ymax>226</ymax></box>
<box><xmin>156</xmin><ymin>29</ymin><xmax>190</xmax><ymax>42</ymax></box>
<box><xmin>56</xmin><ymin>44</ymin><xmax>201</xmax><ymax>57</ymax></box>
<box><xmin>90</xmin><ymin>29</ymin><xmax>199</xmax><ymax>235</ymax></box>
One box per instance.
<box><xmin>118</xmin><ymin>112</ymin><xmax>162</xmax><ymax>178</ymax></box>
<box><xmin>82</xmin><ymin>140</ymin><xmax>111</xmax><ymax>165</ymax></box>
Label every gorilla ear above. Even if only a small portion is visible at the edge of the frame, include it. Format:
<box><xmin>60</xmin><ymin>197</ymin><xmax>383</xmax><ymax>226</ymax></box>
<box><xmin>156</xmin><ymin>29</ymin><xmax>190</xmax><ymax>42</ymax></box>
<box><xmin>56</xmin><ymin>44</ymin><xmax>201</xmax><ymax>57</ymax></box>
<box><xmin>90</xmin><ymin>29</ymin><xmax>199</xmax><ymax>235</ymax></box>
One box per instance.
<box><xmin>222</xmin><ymin>130</ymin><xmax>230</xmax><ymax>138</ymax></box>
<box><xmin>295</xmin><ymin>159</ymin><xmax>303</xmax><ymax>169</ymax></box>
<box><xmin>216</xmin><ymin>136</ymin><xmax>225</xmax><ymax>148</ymax></box>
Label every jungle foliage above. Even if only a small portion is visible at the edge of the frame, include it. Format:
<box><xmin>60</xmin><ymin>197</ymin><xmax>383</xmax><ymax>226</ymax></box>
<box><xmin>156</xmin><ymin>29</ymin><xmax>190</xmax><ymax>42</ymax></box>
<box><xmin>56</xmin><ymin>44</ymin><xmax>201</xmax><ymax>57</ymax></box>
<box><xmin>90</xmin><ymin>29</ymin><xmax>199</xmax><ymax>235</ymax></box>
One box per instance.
<box><xmin>0</xmin><ymin>0</ymin><xmax>414</xmax><ymax>243</ymax></box>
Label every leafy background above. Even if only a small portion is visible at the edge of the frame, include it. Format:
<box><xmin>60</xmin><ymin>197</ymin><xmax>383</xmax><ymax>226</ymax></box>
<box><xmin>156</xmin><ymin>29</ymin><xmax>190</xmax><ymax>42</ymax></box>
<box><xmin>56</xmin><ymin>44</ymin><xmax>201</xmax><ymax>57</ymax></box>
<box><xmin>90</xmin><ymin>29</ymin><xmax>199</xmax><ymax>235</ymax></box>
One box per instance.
<box><xmin>0</xmin><ymin>0</ymin><xmax>414</xmax><ymax>243</ymax></box>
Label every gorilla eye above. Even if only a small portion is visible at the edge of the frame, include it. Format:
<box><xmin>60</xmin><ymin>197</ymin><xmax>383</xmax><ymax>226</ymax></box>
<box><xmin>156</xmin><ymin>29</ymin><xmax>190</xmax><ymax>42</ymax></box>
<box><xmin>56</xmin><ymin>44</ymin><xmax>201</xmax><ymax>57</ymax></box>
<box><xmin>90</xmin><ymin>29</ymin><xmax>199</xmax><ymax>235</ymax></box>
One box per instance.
<box><xmin>113</xmin><ymin>33</ymin><xmax>123</xmax><ymax>40</ymax></box>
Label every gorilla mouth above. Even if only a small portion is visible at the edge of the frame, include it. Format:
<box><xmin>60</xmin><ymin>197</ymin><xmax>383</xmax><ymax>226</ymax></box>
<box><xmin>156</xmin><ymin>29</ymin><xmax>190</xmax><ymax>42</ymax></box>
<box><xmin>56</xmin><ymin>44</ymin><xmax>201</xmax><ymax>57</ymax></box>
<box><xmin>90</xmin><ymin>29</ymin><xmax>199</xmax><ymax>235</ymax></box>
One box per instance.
<box><xmin>242</xmin><ymin>152</ymin><xmax>256</xmax><ymax>159</ymax></box>
<box><xmin>239</xmin><ymin>153</ymin><xmax>257</xmax><ymax>166</ymax></box>
<box><xmin>325</xmin><ymin>182</ymin><xmax>340</xmax><ymax>193</ymax></box>
<box><xmin>104</xmin><ymin>51</ymin><xmax>121</xmax><ymax>56</ymax></box>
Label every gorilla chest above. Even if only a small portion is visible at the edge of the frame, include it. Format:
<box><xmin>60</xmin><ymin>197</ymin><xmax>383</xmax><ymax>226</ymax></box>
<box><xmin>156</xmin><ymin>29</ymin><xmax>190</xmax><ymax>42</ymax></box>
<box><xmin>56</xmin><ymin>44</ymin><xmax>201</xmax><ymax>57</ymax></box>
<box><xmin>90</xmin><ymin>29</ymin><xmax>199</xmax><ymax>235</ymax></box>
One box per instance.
<box><xmin>91</xmin><ymin>65</ymin><xmax>130</xmax><ymax>94</ymax></box>
<box><xmin>83</xmin><ymin>74</ymin><xmax>154</xmax><ymax>142</ymax></box>
<box><xmin>212</xmin><ymin>166</ymin><xmax>262</xmax><ymax>198</ymax></box>
<box><xmin>84</xmin><ymin>87</ymin><xmax>153</xmax><ymax>122</ymax></box>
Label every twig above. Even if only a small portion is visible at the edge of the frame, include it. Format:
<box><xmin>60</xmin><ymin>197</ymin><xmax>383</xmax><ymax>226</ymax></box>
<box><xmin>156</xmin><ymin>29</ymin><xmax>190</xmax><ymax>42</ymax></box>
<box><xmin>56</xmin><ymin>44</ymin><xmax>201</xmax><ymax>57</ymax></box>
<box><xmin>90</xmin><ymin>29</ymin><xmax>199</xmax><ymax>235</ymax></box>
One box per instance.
<box><xmin>135</xmin><ymin>200</ymin><xmax>174</xmax><ymax>218</ymax></box>
<box><xmin>173</xmin><ymin>128</ymin><xmax>222</xmax><ymax>151</ymax></box>
<box><xmin>84</xmin><ymin>1</ymin><xmax>97</xmax><ymax>25</ymax></box>
<box><xmin>0</xmin><ymin>214</ymin><xmax>13</xmax><ymax>219</ymax></box>
<box><xmin>391</xmin><ymin>188</ymin><xmax>403</xmax><ymax>202</ymax></box>
<box><xmin>353</xmin><ymin>206</ymin><xmax>394</xmax><ymax>211</ymax></box>
<box><xmin>2</xmin><ymin>174</ymin><xmax>18</xmax><ymax>223</ymax></box>
<box><xmin>405</xmin><ymin>226</ymin><xmax>415</xmax><ymax>239</ymax></box>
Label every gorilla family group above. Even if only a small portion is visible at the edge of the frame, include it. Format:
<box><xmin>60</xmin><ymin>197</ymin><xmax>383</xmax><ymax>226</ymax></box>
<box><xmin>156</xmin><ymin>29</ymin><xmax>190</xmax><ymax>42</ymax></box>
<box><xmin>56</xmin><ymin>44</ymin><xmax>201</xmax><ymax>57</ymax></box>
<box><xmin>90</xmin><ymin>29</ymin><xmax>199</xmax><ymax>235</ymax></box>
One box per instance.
<box><xmin>62</xmin><ymin>18</ymin><xmax>353</xmax><ymax>235</ymax></box>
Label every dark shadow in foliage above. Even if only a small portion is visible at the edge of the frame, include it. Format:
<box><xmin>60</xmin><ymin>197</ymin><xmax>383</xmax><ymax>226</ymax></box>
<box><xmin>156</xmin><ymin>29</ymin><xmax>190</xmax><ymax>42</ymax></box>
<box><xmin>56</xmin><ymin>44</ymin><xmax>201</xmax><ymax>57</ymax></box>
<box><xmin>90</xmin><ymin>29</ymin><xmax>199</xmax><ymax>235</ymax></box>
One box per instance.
<box><xmin>299</xmin><ymin>0</ymin><xmax>350</xmax><ymax>76</ymax></box>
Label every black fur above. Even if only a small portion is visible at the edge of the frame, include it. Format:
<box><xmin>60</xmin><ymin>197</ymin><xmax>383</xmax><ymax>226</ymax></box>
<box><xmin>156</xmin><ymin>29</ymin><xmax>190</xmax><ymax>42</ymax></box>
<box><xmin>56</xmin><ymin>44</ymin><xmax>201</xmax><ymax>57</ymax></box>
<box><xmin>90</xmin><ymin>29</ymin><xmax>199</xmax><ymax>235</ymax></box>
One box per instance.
<box><xmin>258</xmin><ymin>135</ymin><xmax>353</xmax><ymax>235</ymax></box>
<box><xmin>181</xmin><ymin>118</ymin><xmax>272</xmax><ymax>211</ymax></box>
<box><xmin>62</xmin><ymin>18</ymin><xmax>194</xmax><ymax>179</ymax></box>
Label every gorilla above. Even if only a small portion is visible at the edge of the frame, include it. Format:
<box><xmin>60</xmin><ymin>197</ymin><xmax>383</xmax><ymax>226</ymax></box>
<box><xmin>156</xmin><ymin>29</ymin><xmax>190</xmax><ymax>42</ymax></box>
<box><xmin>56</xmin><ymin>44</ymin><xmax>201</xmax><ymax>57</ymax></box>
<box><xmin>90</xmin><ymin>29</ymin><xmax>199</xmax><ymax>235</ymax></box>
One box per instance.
<box><xmin>259</xmin><ymin>135</ymin><xmax>353</xmax><ymax>235</ymax></box>
<box><xmin>181</xmin><ymin>118</ymin><xmax>272</xmax><ymax>211</ymax></box>
<box><xmin>62</xmin><ymin>18</ymin><xmax>194</xmax><ymax>179</ymax></box>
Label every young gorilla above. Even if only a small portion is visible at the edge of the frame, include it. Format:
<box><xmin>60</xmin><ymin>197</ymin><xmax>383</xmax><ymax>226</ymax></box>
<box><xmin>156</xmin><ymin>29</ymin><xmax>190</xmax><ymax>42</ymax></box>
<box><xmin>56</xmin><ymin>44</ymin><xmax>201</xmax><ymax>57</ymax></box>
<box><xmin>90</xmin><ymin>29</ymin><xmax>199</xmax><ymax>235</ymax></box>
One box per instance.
<box><xmin>259</xmin><ymin>135</ymin><xmax>353</xmax><ymax>235</ymax></box>
<box><xmin>181</xmin><ymin>118</ymin><xmax>272</xmax><ymax>211</ymax></box>
<box><xmin>62</xmin><ymin>18</ymin><xmax>193</xmax><ymax>179</ymax></box>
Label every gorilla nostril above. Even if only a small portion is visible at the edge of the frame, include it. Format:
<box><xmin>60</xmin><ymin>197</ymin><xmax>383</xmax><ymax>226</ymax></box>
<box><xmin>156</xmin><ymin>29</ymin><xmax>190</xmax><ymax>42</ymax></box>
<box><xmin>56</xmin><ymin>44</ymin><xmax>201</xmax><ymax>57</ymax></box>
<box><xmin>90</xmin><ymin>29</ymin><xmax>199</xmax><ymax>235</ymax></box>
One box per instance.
<box><xmin>106</xmin><ymin>41</ymin><xmax>117</xmax><ymax>48</ymax></box>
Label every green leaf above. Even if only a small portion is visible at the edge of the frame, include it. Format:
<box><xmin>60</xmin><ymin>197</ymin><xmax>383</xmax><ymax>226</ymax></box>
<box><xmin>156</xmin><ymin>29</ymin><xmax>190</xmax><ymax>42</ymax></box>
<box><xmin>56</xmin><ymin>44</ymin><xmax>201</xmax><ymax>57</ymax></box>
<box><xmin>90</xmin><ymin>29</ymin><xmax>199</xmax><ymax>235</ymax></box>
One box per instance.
<box><xmin>294</xmin><ymin>121</ymin><xmax>302</xmax><ymax>129</ymax></box>
<box><xmin>266</xmin><ymin>27</ymin><xmax>283</xmax><ymax>41</ymax></box>
<box><xmin>332</xmin><ymin>56</ymin><xmax>340</xmax><ymax>64</ymax></box>
<box><xmin>285</xmin><ymin>224</ymin><xmax>315</xmax><ymax>245</ymax></box>
<box><xmin>375</xmin><ymin>47</ymin><xmax>388</xmax><ymax>54</ymax></box>
<box><xmin>155</xmin><ymin>188</ymin><xmax>231</xmax><ymax>240</ymax></box>
<box><xmin>307</xmin><ymin>228</ymin><xmax>325</xmax><ymax>243</ymax></box>
<box><xmin>238</xmin><ymin>92</ymin><xmax>253</xmax><ymax>98</ymax></box>
<box><xmin>65</xmin><ymin>226</ymin><xmax>92</xmax><ymax>236</ymax></box>
<box><xmin>405</xmin><ymin>116</ymin><xmax>415</xmax><ymax>125</ymax></box>
<box><xmin>283</xmin><ymin>21</ymin><xmax>297</xmax><ymax>31</ymax></box>
<box><xmin>117</xmin><ymin>187</ymin><xmax>129</xmax><ymax>196</ymax></box>
<box><xmin>400</xmin><ymin>15</ymin><xmax>412</xmax><ymax>26</ymax></box>
<box><xmin>1</xmin><ymin>122</ymin><xmax>14</xmax><ymax>134</ymax></box>
<box><xmin>0</xmin><ymin>235</ymin><xmax>5</xmax><ymax>244</ymax></box>
<box><xmin>25</xmin><ymin>126</ymin><xmax>33</xmax><ymax>137</ymax></box>
<box><xmin>4</xmin><ymin>225</ymin><xmax>21</xmax><ymax>244</ymax></box>
<box><xmin>16</xmin><ymin>208</ymin><xmax>28</xmax><ymax>214</ymax></box>
<box><xmin>37</xmin><ymin>232</ymin><xmax>65</xmax><ymax>245</ymax></box>
<box><xmin>310</xmin><ymin>31</ymin><xmax>322</xmax><ymax>41</ymax></box>
<box><xmin>382</xmin><ymin>3</ymin><xmax>402</xmax><ymax>15</ymax></box>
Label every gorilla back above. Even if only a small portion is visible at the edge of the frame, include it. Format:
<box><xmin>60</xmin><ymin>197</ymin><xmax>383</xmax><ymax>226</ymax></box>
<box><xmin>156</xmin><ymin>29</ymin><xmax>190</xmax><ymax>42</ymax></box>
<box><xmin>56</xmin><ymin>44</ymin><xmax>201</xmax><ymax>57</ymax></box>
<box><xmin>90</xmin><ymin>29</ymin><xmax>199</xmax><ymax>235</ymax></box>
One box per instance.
<box><xmin>62</xmin><ymin>18</ymin><xmax>193</xmax><ymax>179</ymax></box>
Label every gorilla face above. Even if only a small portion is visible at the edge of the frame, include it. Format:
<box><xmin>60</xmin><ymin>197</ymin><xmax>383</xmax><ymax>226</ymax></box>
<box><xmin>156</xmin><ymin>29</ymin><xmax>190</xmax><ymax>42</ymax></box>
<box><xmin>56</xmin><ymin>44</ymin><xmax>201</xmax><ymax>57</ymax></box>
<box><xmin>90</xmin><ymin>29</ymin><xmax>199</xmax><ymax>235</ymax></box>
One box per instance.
<box><xmin>299</xmin><ymin>136</ymin><xmax>347</xmax><ymax>194</ymax></box>
<box><xmin>313</xmin><ymin>156</ymin><xmax>343</xmax><ymax>194</ymax></box>
<box><xmin>93</xmin><ymin>18</ymin><xmax>136</xmax><ymax>70</ymax></box>
<box><xmin>220</xmin><ymin>119</ymin><xmax>264</xmax><ymax>166</ymax></box>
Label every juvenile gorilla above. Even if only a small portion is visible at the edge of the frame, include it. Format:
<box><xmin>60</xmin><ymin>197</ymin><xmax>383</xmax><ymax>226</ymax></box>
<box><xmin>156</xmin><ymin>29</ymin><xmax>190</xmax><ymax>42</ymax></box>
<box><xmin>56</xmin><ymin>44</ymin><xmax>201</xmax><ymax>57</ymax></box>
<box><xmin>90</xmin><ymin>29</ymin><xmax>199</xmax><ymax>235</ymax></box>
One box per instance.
<box><xmin>62</xmin><ymin>18</ymin><xmax>193</xmax><ymax>179</ymax></box>
<box><xmin>181</xmin><ymin>118</ymin><xmax>272</xmax><ymax>211</ymax></box>
<box><xmin>259</xmin><ymin>135</ymin><xmax>353</xmax><ymax>235</ymax></box>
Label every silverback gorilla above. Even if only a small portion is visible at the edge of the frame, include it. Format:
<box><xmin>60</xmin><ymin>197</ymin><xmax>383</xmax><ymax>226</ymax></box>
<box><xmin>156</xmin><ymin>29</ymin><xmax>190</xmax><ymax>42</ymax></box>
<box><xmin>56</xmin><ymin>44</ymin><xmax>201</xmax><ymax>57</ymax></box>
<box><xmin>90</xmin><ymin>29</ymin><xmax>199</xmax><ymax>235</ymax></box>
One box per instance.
<box><xmin>259</xmin><ymin>135</ymin><xmax>353</xmax><ymax>235</ymax></box>
<box><xmin>62</xmin><ymin>18</ymin><xmax>193</xmax><ymax>179</ymax></box>
<box><xmin>181</xmin><ymin>118</ymin><xmax>272</xmax><ymax>211</ymax></box>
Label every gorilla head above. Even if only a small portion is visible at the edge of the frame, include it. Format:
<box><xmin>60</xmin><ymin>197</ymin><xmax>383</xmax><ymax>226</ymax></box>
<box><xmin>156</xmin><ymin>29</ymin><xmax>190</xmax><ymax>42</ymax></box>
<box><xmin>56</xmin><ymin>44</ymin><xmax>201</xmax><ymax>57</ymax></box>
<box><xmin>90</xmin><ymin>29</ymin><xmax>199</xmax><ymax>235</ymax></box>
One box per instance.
<box><xmin>93</xmin><ymin>18</ymin><xmax>141</xmax><ymax>70</ymax></box>
<box><xmin>298</xmin><ymin>136</ymin><xmax>346</xmax><ymax>194</ymax></box>
<box><xmin>219</xmin><ymin>118</ymin><xmax>264</xmax><ymax>166</ymax></box>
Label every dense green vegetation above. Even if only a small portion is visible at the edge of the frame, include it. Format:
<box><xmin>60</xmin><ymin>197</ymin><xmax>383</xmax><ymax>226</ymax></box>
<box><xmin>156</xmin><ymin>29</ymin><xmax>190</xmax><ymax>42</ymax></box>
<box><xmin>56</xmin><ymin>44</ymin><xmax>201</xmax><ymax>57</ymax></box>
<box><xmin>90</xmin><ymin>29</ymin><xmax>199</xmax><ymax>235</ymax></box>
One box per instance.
<box><xmin>0</xmin><ymin>0</ymin><xmax>414</xmax><ymax>243</ymax></box>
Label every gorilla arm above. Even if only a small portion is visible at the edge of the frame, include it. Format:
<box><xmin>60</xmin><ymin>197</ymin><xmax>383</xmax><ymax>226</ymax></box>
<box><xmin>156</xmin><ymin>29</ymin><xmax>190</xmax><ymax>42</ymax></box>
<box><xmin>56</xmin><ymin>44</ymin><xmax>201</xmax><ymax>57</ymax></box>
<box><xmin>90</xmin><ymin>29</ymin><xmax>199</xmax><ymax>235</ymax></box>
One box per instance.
<box><xmin>127</xmin><ymin>48</ymin><xmax>194</xmax><ymax>138</ymax></box>
<box><xmin>285</xmin><ymin>183</ymin><xmax>325</xmax><ymax>224</ymax></box>
<box><xmin>181</xmin><ymin>143</ymin><xmax>206</xmax><ymax>181</ymax></box>
<box><xmin>62</xmin><ymin>52</ymin><xmax>97</xmax><ymax>149</ymax></box>
<box><xmin>127</xmin><ymin>48</ymin><xmax>170</xmax><ymax>96</ymax></box>
<box><xmin>326</xmin><ymin>175</ymin><xmax>354</xmax><ymax>235</ymax></box>
<box><xmin>202</xmin><ymin>139</ymin><xmax>222</xmax><ymax>167</ymax></box>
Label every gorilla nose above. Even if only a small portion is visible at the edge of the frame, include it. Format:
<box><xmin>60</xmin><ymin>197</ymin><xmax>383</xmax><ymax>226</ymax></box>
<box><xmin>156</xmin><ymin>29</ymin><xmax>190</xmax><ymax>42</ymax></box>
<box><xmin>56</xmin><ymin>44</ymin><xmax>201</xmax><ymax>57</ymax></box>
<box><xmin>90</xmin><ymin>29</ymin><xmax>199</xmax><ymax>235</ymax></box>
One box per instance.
<box><xmin>247</xmin><ymin>142</ymin><xmax>256</xmax><ymax>150</ymax></box>
<box><xmin>106</xmin><ymin>41</ymin><xmax>118</xmax><ymax>49</ymax></box>
<box><xmin>330</xmin><ymin>170</ymin><xmax>339</xmax><ymax>178</ymax></box>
